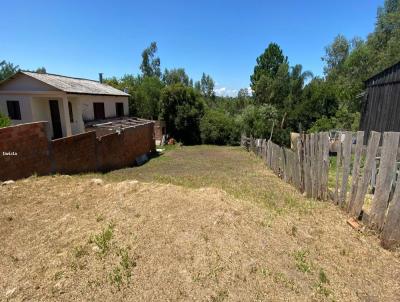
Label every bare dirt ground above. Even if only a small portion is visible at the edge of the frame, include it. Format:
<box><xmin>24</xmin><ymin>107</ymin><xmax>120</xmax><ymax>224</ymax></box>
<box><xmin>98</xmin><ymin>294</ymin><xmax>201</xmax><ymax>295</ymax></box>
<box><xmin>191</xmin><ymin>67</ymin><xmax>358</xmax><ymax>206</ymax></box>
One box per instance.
<box><xmin>1</xmin><ymin>146</ymin><xmax>400</xmax><ymax>301</ymax></box>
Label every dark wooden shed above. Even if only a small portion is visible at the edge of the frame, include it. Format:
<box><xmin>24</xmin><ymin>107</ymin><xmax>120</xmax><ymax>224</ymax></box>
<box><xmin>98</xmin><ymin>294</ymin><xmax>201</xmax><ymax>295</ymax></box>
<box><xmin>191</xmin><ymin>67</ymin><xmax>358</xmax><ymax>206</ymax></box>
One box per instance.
<box><xmin>360</xmin><ymin>61</ymin><xmax>400</xmax><ymax>137</ymax></box>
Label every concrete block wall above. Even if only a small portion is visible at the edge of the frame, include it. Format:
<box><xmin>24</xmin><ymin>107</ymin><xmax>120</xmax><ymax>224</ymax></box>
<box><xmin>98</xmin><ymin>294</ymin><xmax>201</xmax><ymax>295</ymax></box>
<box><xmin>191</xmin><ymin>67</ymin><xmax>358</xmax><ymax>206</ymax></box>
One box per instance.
<box><xmin>0</xmin><ymin>121</ymin><xmax>155</xmax><ymax>181</ymax></box>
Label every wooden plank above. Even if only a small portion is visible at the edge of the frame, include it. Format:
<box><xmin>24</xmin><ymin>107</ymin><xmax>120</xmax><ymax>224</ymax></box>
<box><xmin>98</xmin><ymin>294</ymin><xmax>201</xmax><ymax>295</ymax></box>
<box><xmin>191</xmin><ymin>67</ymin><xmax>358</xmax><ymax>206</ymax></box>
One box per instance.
<box><xmin>296</xmin><ymin>136</ymin><xmax>304</xmax><ymax>192</ymax></box>
<box><xmin>350</xmin><ymin>131</ymin><xmax>381</xmax><ymax>218</ymax></box>
<box><xmin>316</xmin><ymin>134</ymin><xmax>322</xmax><ymax>199</ymax></box>
<box><xmin>304</xmin><ymin>135</ymin><xmax>312</xmax><ymax>197</ymax></box>
<box><xmin>262</xmin><ymin>139</ymin><xmax>267</xmax><ymax>162</ymax></box>
<box><xmin>310</xmin><ymin>134</ymin><xmax>316</xmax><ymax>198</ymax></box>
<box><xmin>381</xmin><ymin>178</ymin><xmax>400</xmax><ymax>249</ymax></box>
<box><xmin>339</xmin><ymin>132</ymin><xmax>353</xmax><ymax>207</ymax></box>
<box><xmin>335</xmin><ymin>138</ymin><xmax>342</xmax><ymax>204</ymax></box>
<box><xmin>321</xmin><ymin>132</ymin><xmax>330</xmax><ymax>200</ymax></box>
<box><xmin>348</xmin><ymin>131</ymin><xmax>364</xmax><ymax>211</ymax></box>
<box><xmin>369</xmin><ymin>132</ymin><xmax>400</xmax><ymax>230</ymax></box>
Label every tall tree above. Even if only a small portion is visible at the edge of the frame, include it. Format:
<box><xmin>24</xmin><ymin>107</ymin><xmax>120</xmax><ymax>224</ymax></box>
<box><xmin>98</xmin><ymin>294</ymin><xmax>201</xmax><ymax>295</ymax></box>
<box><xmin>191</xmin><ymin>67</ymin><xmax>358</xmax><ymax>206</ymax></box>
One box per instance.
<box><xmin>140</xmin><ymin>42</ymin><xmax>161</xmax><ymax>78</ymax></box>
<box><xmin>195</xmin><ymin>73</ymin><xmax>215</xmax><ymax>98</ymax></box>
<box><xmin>250</xmin><ymin>43</ymin><xmax>289</xmax><ymax>105</ymax></box>
<box><xmin>162</xmin><ymin>68</ymin><xmax>190</xmax><ymax>86</ymax></box>
<box><xmin>250</xmin><ymin>43</ymin><xmax>288</xmax><ymax>90</ymax></box>
<box><xmin>0</xmin><ymin>60</ymin><xmax>19</xmax><ymax>81</ymax></box>
<box><xmin>35</xmin><ymin>67</ymin><xmax>46</xmax><ymax>74</ymax></box>
<box><xmin>288</xmin><ymin>64</ymin><xmax>313</xmax><ymax>107</ymax></box>
<box><xmin>322</xmin><ymin>34</ymin><xmax>350</xmax><ymax>76</ymax></box>
<box><xmin>159</xmin><ymin>84</ymin><xmax>204</xmax><ymax>144</ymax></box>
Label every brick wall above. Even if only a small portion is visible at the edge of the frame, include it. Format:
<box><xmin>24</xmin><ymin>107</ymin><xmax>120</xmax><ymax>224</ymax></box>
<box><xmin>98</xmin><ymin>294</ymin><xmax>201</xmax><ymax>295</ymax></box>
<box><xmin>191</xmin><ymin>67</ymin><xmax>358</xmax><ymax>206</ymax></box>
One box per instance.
<box><xmin>52</xmin><ymin>132</ymin><xmax>97</xmax><ymax>174</ymax></box>
<box><xmin>0</xmin><ymin>122</ymin><xmax>52</xmax><ymax>180</ymax></box>
<box><xmin>0</xmin><ymin>121</ymin><xmax>155</xmax><ymax>181</ymax></box>
<box><xmin>154</xmin><ymin>120</ymin><xmax>166</xmax><ymax>141</ymax></box>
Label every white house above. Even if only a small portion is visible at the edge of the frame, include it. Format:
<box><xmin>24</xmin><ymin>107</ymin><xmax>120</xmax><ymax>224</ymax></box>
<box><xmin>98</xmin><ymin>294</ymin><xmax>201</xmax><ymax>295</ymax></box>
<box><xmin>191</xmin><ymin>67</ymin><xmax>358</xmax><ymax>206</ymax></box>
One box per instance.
<box><xmin>0</xmin><ymin>71</ymin><xmax>129</xmax><ymax>138</ymax></box>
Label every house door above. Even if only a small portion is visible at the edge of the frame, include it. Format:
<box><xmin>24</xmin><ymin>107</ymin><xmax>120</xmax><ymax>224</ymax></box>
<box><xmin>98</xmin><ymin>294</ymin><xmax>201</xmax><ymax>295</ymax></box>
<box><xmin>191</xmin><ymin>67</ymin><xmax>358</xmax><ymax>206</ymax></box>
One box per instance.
<box><xmin>93</xmin><ymin>102</ymin><xmax>105</xmax><ymax>120</ymax></box>
<box><xmin>115</xmin><ymin>102</ymin><xmax>124</xmax><ymax>117</ymax></box>
<box><xmin>49</xmin><ymin>100</ymin><xmax>63</xmax><ymax>139</ymax></box>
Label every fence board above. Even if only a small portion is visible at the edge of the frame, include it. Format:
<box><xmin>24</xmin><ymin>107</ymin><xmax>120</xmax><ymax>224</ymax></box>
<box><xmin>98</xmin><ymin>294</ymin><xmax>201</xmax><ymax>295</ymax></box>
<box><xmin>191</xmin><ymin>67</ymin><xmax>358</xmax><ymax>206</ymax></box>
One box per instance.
<box><xmin>304</xmin><ymin>135</ymin><xmax>312</xmax><ymax>197</ymax></box>
<box><xmin>315</xmin><ymin>133</ymin><xmax>323</xmax><ymax>199</ymax></box>
<box><xmin>339</xmin><ymin>132</ymin><xmax>353</xmax><ymax>207</ymax></box>
<box><xmin>296</xmin><ymin>137</ymin><xmax>304</xmax><ymax>192</ymax></box>
<box><xmin>321</xmin><ymin>132</ymin><xmax>330</xmax><ymax>200</ymax></box>
<box><xmin>381</xmin><ymin>179</ymin><xmax>400</xmax><ymax>249</ymax></box>
<box><xmin>350</xmin><ymin>131</ymin><xmax>381</xmax><ymax>218</ymax></box>
<box><xmin>335</xmin><ymin>140</ymin><xmax>342</xmax><ymax>204</ymax></box>
<box><xmin>348</xmin><ymin>131</ymin><xmax>364</xmax><ymax>211</ymax></box>
<box><xmin>369</xmin><ymin>132</ymin><xmax>400</xmax><ymax>230</ymax></box>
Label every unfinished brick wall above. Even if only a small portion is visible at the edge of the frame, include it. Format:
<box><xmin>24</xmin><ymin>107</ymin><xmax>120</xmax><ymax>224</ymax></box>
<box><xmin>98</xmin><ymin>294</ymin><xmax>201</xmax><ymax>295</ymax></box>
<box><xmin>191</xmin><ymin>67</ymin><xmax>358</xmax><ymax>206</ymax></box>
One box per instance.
<box><xmin>0</xmin><ymin>121</ymin><xmax>155</xmax><ymax>181</ymax></box>
<box><xmin>97</xmin><ymin>123</ymin><xmax>155</xmax><ymax>171</ymax></box>
<box><xmin>0</xmin><ymin>122</ymin><xmax>52</xmax><ymax>180</ymax></box>
<box><xmin>52</xmin><ymin>132</ymin><xmax>97</xmax><ymax>174</ymax></box>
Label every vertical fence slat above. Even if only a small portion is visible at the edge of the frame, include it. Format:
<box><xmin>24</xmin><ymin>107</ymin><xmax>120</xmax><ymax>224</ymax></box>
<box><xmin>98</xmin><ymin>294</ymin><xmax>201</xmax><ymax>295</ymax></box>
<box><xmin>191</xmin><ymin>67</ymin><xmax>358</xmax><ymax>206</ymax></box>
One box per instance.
<box><xmin>304</xmin><ymin>135</ymin><xmax>311</xmax><ymax>197</ymax></box>
<box><xmin>381</xmin><ymin>178</ymin><xmax>400</xmax><ymax>249</ymax></box>
<box><xmin>321</xmin><ymin>132</ymin><xmax>330</xmax><ymax>200</ymax></box>
<box><xmin>296</xmin><ymin>136</ymin><xmax>304</xmax><ymax>192</ymax></box>
<box><xmin>339</xmin><ymin>132</ymin><xmax>353</xmax><ymax>207</ymax></box>
<box><xmin>369</xmin><ymin>132</ymin><xmax>400</xmax><ymax>230</ymax></box>
<box><xmin>315</xmin><ymin>133</ymin><xmax>323</xmax><ymax>199</ymax></box>
<box><xmin>334</xmin><ymin>138</ymin><xmax>342</xmax><ymax>204</ymax></box>
<box><xmin>348</xmin><ymin>131</ymin><xmax>364</xmax><ymax>211</ymax></box>
<box><xmin>350</xmin><ymin>131</ymin><xmax>381</xmax><ymax>218</ymax></box>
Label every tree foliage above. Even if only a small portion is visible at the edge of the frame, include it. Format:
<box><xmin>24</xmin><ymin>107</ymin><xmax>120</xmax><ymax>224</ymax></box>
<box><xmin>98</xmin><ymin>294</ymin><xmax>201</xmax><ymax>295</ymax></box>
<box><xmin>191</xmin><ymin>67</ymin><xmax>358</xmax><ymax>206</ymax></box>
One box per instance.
<box><xmin>200</xmin><ymin>109</ymin><xmax>240</xmax><ymax>145</ymax></box>
<box><xmin>163</xmin><ymin>68</ymin><xmax>190</xmax><ymax>86</ymax></box>
<box><xmin>159</xmin><ymin>84</ymin><xmax>204</xmax><ymax>144</ymax></box>
<box><xmin>140</xmin><ymin>42</ymin><xmax>161</xmax><ymax>78</ymax></box>
<box><xmin>0</xmin><ymin>60</ymin><xmax>19</xmax><ymax>81</ymax></box>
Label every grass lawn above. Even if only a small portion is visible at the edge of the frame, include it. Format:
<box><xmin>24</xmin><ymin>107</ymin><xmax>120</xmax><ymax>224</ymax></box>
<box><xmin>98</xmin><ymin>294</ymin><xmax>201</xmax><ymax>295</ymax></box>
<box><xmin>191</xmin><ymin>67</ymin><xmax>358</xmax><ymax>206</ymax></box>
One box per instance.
<box><xmin>1</xmin><ymin>145</ymin><xmax>399</xmax><ymax>301</ymax></box>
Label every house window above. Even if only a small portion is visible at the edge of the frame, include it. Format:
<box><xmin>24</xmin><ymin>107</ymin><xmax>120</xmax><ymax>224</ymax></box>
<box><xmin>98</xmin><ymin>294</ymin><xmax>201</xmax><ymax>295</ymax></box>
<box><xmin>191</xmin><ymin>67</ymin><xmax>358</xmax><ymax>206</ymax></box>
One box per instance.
<box><xmin>115</xmin><ymin>102</ymin><xmax>124</xmax><ymax>117</ymax></box>
<box><xmin>68</xmin><ymin>102</ymin><xmax>74</xmax><ymax>122</ymax></box>
<box><xmin>7</xmin><ymin>101</ymin><xmax>21</xmax><ymax>120</ymax></box>
<box><xmin>93</xmin><ymin>102</ymin><xmax>105</xmax><ymax>120</ymax></box>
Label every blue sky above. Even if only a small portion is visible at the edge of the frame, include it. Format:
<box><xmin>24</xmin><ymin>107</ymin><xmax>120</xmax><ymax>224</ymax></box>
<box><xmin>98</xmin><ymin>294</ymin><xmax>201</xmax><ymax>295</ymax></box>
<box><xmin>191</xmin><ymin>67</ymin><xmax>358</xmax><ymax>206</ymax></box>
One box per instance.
<box><xmin>2</xmin><ymin>0</ymin><xmax>383</xmax><ymax>96</ymax></box>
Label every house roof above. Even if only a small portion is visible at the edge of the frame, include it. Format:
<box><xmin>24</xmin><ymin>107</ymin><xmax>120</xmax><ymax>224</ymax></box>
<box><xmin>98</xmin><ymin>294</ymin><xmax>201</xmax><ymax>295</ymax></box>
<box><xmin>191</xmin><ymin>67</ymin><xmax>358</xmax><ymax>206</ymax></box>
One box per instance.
<box><xmin>1</xmin><ymin>71</ymin><xmax>130</xmax><ymax>97</ymax></box>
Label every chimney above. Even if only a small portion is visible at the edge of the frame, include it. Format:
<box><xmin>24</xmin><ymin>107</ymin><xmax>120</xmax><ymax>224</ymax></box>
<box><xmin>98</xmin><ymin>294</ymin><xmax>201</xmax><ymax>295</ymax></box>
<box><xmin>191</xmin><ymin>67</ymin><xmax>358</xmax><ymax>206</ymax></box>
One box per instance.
<box><xmin>124</xmin><ymin>87</ymin><xmax>129</xmax><ymax>93</ymax></box>
<box><xmin>99</xmin><ymin>73</ymin><xmax>103</xmax><ymax>83</ymax></box>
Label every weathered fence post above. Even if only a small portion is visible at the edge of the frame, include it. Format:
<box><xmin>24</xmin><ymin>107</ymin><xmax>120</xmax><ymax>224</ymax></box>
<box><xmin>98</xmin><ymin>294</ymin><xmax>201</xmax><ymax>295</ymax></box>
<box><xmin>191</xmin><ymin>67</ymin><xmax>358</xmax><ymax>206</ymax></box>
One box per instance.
<box><xmin>381</xmin><ymin>179</ymin><xmax>400</xmax><ymax>249</ymax></box>
<box><xmin>335</xmin><ymin>139</ymin><xmax>342</xmax><ymax>204</ymax></box>
<box><xmin>296</xmin><ymin>136</ymin><xmax>304</xmax><ymax>192</ymax></box>
<box><xmin>350</xmin><ymin>131</ymin><xmax>381</xmax><ymax>218</ymax></box>
<box><xmin>339</xmin><ymin>132</ymin><xmax>353</xmax><ymax>207</ymax></box>
<box><xmin>348</xmin><ymin>131</ymin><xmax>365</xmax><ymax>211</ymax></box>
<box><xmin>321</xmin><ymin>132</ymin><xmax>330</xmax><ymax>200</ymax></box>
<box><xmin>369</xmin><ymin>132</ymin><xmax>400</xmax><ymax>230</ymax></box>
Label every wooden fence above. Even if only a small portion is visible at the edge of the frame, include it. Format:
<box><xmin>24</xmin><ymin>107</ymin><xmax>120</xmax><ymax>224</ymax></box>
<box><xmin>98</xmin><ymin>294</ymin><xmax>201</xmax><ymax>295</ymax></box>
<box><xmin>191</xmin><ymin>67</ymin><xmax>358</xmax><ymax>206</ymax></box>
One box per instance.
<box><xmin>242</xmin><ymin>131</ymin><xmax>400</xmax><ymax>249</ymax></box>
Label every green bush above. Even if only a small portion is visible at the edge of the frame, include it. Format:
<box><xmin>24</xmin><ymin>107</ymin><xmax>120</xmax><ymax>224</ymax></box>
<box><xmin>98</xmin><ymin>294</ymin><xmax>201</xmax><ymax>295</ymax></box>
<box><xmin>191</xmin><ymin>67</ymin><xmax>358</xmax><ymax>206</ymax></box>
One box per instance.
<box><xmin>0</xmin><ymin>112</ymin><xmax>11</xmax><ymax>128</ymax></box>
<box><xmin>241</xmin><ymin>104</ymin><xmax>278</xmax><ymax>139</ymax></box>
<box><xmin>200</xmin><ymin>109</ymin><xmax>240</xmax><ymax>145</ymax></box>
<box><xmin>159</xmin><ymin>84</ymin><xmax>204</xmax><ymax>145</ymax></box>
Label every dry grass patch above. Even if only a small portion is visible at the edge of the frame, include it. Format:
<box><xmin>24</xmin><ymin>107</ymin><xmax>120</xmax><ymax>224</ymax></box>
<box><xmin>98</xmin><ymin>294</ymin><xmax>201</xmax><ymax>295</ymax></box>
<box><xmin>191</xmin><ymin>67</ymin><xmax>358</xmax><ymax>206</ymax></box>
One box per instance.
<box><xmin>1</xmin><ymin>146</ymin><xmax>400</xmax><ymax>301</ymax></box>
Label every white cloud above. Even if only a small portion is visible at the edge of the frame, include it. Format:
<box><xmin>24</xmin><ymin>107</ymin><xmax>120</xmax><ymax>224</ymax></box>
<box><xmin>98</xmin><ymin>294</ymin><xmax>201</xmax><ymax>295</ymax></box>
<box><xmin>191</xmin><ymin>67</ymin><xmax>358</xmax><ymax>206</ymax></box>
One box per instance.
<box><xmin>214</xmin><ymin>86</ymin><xmax>238</xmax><ymax>97</ymax></box>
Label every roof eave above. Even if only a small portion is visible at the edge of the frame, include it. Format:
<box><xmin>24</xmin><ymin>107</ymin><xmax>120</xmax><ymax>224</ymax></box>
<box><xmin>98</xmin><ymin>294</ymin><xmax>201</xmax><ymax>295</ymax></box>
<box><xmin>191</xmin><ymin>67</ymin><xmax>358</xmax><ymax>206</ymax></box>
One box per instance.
<box><xmin>66</xmin><ymin>92</ymin><xmax>130</xmax><ymax>97</ymax></box>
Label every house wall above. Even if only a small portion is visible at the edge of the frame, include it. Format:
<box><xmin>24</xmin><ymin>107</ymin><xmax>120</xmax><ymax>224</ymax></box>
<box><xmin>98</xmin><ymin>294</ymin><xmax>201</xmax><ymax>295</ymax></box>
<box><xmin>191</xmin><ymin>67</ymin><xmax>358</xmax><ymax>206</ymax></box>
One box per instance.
<box><xmin>0</xmin><ymin>73</ymin><xmax>56</xmax><ymax>91</ymax></box>
<box><xmin>0</xmin><ymin>121</ymin><xmax>155</xmax><ymax>181</ymax></box>
<box><xmin>80</xmin><ymin>95</ymin><xmax>129</xmax><ymax>121</ymax></box>
<box><xmin>68</xmin><ymin>98</ymin><xmax>85</xmax><ymax>135</ymax></box>
<box><xmin>0</xmin><ymin>95</ymin><xmax>34</xmax><ymax>125</ymax></box>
